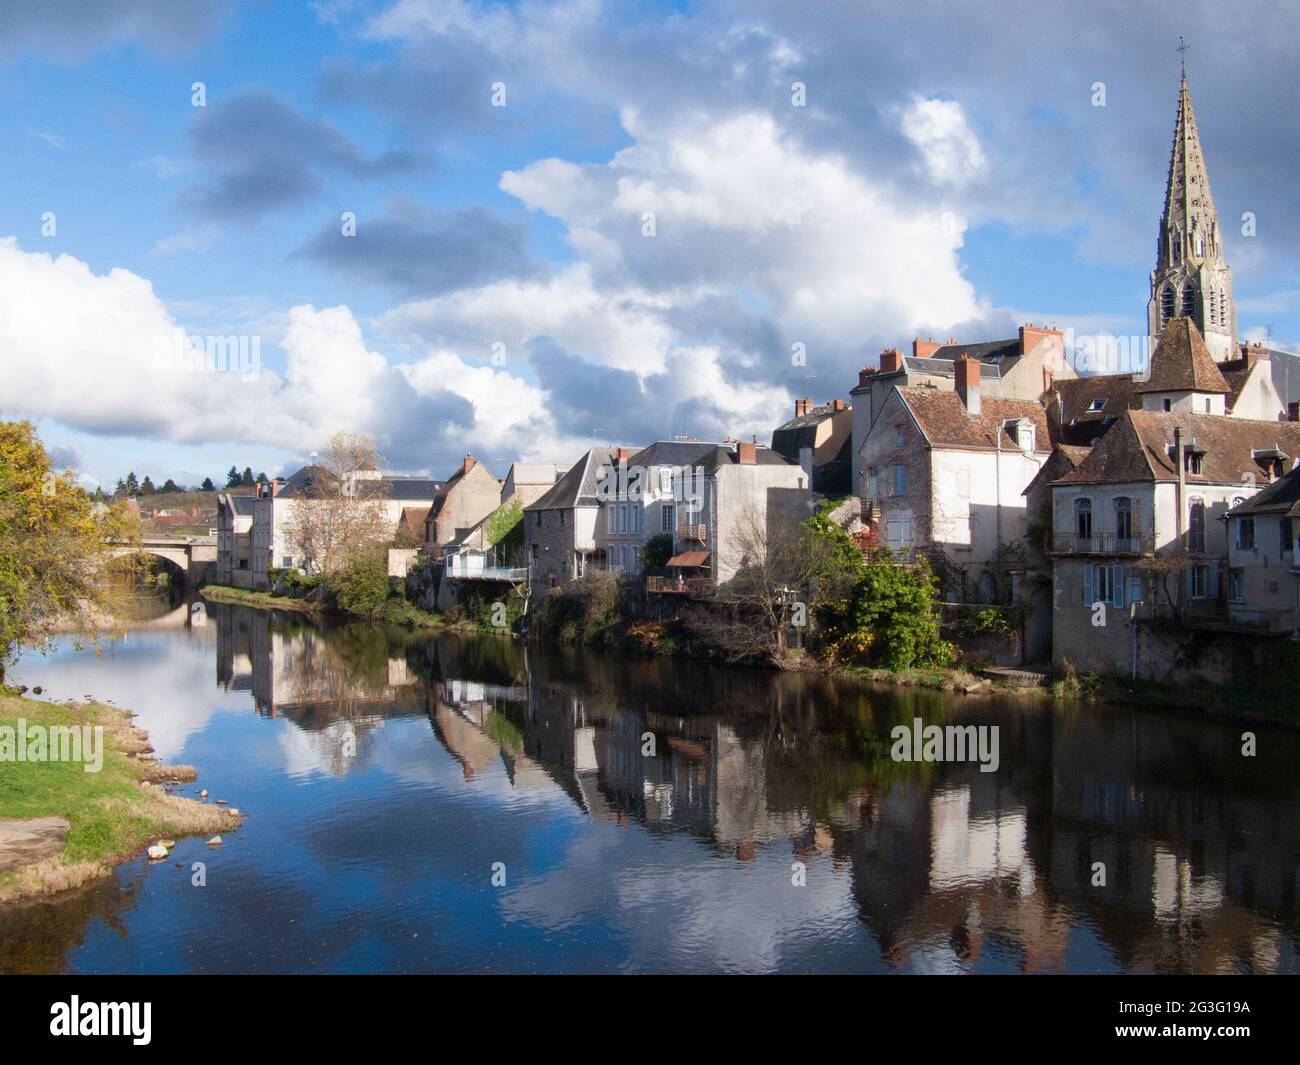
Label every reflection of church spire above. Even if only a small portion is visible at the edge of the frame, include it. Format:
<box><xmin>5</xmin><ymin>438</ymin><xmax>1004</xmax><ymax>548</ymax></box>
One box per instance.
<box><xmin>1147</xmin><ymin>57</ymin><xmax>1236</xmax><ymax>361</ymax></box>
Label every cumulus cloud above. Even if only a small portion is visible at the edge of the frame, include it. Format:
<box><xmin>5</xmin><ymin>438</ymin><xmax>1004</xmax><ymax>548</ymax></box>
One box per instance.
<box><xmin>900</xmin><ymin>98</ymin><xmax>986</xmax><ymax>187</ymax></box>
<box><xmin>0</xmin><ymin>239</ymin><xmax>470</xmax><ymax>471</ymax></box>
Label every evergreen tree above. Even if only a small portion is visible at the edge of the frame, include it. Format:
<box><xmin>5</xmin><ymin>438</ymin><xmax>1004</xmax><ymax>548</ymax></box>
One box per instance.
<box><xmin>125</xmin><ymin>471</ymin><xmax>140</xmax><ymax>496</ymax></box>
<box><xmin>139</xmin><ymin>476</ymin><xmax>156</xmax><ymax>494</ymax></box>
<box><xmin>161</xmin><ymin>478</ymin><xmax>180</xmax><ymax>493</ymax></box>
<box><xmin>241</xmin><ymin>466</ymin><xmax>255</xmax><ymax>486</ymax></box>
<box><xmin>200</xmin><ymin>476</ymin><xmax>216</xmax><ymax>492</ymax></box>
<box><xmin>114</xmin><ymin>478</ymin><xmax>127</xmax><ymax>496</ymax></box>
<box><xmin>225</xmin><ymin>466</ymin><xmax>241</xmax><ymax>488</ymax></box>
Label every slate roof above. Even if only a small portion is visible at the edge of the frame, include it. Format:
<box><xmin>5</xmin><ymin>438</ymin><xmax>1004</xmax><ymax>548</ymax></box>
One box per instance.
<box><xmin>697</xmin><ymin>444</ymin><xmax>797</xmax><ymax>472</ymax></box>
<box><xmin>1136</xmin><ymin>317</ymin><xmax>1231</xmax><ymax>395</ymax></box>
<box><xmin>1053</xmin><ymin>411</ymin><xmax>1300</xmax><ymax>486</ymax></box>
<box><xmin>1225</xmin><ymin>464</ymin><xmax>1300</xmax><ymax>516</ymax></box>
<box><xmin>385</xmin><ymin>476</ymin><xmax>445</xmax><ymax>500</ymax></box>
<box><xmin>223</xmin><ymin>494</ymin><xmax>256</xmax><ymax>515</ymax></box>
<box><xmin>897</xmin><ymin>387</ymin><xmax>1051</xmax><ymax>452</ymax></box>
<box><xmin>627</xmin><ymin>440</ymin><xmax>728</xmax><ymax>469</ymax></box>
<box><xmin>525</xmin><ymin>447</ymin><xmax>623</xmax><ymax>511</ymax></box>
<box><xmin>276</xmin><ymin>465</ymin><xmax>331</xmax><ymax>499</ymax></box>
<box><xmin>1051</xmin><ymin>374</ymin><xmax>1139</xmax><ymax>445</ymax></box>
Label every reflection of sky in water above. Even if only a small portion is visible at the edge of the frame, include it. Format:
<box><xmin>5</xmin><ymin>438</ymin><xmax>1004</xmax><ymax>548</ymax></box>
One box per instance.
<box><xmin>5</xmin><ymin>608</ymin><xmax>1300</xmax><ymax>975</ymax></box>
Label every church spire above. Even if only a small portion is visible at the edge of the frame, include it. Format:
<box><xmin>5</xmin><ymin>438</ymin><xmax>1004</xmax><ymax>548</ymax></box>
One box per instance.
<box><xmin>1147</xmin><ymin>63</ymin><xmax>1236</xmax><ymax>361</ymax></box>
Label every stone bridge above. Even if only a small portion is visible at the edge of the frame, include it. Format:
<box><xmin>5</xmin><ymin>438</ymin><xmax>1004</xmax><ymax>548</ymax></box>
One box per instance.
<box><xmin>106</xmin><ymin>536</ymin><xmax>217</xmax><ymax>588</ymax></box>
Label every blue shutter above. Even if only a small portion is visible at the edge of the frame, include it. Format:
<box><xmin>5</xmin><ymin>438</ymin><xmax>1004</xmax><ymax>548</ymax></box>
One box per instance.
<box><xmin>1083</xmin><ymin>565</ymin><xmax>1094</xmax><ymax>606</ymax></box>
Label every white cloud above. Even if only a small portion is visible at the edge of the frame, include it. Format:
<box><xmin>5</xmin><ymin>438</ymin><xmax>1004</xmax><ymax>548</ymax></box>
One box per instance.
<box><xmin>900</xmin><ymin>97</ymin><xmax>986</xmax><ymax>187</ymax></box>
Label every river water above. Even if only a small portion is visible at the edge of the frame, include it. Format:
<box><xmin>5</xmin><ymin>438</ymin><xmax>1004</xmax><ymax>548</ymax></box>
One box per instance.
<box><xmin>2</xmin><ymin>601</ymin><xmax>1297</xmax><ymax>974</ymax></box>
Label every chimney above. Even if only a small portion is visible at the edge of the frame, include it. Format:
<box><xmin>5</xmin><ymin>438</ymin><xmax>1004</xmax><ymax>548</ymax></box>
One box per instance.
<box><xmin>913</xmin><ymin>337</ymin><xmax>942</xmax><ymax>359</ymax></box>
<box><xmin>880</xmin><ymin>347</ymin><xmax>902</xmax><ymax>374</ymax></box>
<box><xmin>462</xmin><ymin>454</ymin><xmax>476</xmax><ymax>474</ymax></box>
<box><xmin>615</xmin><ymin>446</ymin><xmax>632</xmax><ymax>462</ymax></box>
<box><xmin>858</xmin><ymin>367</ymin><xmax>876</xmax><ymax>388</ymax></box>
<box><xmin>795</xmin><ymin>397</ymin><xmax>812</xmax><ymax>417</ymax></box>
<box><xmin>737</xmin><ymin>442</ymin><xmax>757</xmax><ymax>464</ymax></box>
<box><xmin>830</xmin><ymin>399</ymin><xmax>846</xmax><ymax>412</ymax></box>
<box><xmin>955</xmin><ymin>354</ymin><xmax>981</xmax><ymax>416</ymax></box>
<box><xmin>1289</xmin><ymin>402</ymin><xmax>1300</xmax><ymax>423</ymax></box>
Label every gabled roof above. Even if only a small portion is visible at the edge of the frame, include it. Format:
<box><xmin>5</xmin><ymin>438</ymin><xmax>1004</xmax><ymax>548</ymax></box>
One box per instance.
<box><xmin>627</xmin><ymin>440</ymin><xmax>726</xmax><ymax>469</ymax></box>
<box><xmin>385</xmin><ymin>476</ymin><xmax>445</xmax><ymax>500</ymax></box>
<box><xmin>276</xmin><ymin>465</ymin><xmax>332</xmax><ymax>499</ymax></box>
<box><xmin>1226</xmin><ymin>464</ymin><xmax>1300</xmax><ymax>516</ymax></box>
<box><xmin>1054</xmin><ymin>411</ymin><xmax>1300</xmax><ymax>487</ymax></box>
<box><xmin>1022</xmin><ymin>444</ymin><xmax>1092</xmax><ymax>499</ymax></box>
<box><xmin>1136</xmin><ymin>318</ymin><xmax>1231</xmax><ymax>395</ymax></box>
<box><xmin>895</xmin><ymin>387</ymin><xmax>1051</xmax><ymax>452</ymax></box>
<box><xmin>697</xmin><ymin>444</ymin><xmax>797</xmax><ymax>473</ymax></box>
<box><xmin>524</xmin><ymin>447</ymin><xmax>622</xmax><ymax>511</ymax></box>
<box><xmin>219</xmin><ymin>493</ymin><xmax>256</xmax><ymax>515</ymax></box>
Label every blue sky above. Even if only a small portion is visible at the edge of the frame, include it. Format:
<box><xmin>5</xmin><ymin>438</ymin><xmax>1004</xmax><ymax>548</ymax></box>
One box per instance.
<box><xmin>1</xmin><ymin>0</ymin><xmax>1298</xmax><ymax>489</ymax></box>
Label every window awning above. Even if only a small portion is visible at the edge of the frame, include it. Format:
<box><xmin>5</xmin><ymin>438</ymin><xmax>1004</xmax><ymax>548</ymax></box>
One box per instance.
<box><xmin>666</xmin><ymin>550</ymin><xmax>710</xmax><ymax>567</ymax></box>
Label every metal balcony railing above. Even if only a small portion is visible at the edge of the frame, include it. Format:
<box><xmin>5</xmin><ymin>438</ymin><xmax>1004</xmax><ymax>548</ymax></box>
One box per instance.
<box><xmin>1047</xmin><ymin>532</ymin><xmax>1155</xmax><ymax>555</ymax></box>
<box><xmin>646</xmin><ymin>575</ymin><xmax>713</xmax><ymax>595</ymax></box>
<box><xmin>676</xmin><ymin>522</ymin><xmax>708</xmax><ymax>542</ymax></box>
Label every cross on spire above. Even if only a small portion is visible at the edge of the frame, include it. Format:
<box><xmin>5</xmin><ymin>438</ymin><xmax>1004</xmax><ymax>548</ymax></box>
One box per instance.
<box><xmin>1177</xmin><ymin>36</ymin><xmax>1190</xmax><ymax>79</ymax></box>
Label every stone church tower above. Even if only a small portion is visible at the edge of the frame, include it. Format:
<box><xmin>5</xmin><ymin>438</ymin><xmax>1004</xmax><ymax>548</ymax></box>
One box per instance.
<box><xmin>1146</xmin><ymin>74</ymin><xmax>1237</xmax><ymax>362</ymax></box>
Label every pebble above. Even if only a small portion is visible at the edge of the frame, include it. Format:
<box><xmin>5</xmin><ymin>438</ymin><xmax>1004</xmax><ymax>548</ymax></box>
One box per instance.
<box><xmin>206</xmin><ymin>835</ymin><xmax>223</xmax><ymax>846</ymax></box>
<box><xmin>199</xmin><ymin>790</ymin><xmax>208</xmax><ymax>798</ymax></box>
<box><xmin>147</xmin><ymin>844</ymin><xmax>168</xmax><ymax>860</ymax></box>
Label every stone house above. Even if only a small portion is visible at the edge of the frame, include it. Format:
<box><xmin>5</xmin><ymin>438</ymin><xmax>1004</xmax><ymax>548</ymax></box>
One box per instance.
<box><xmin>523</xmin><ymin>446</ymin><xmax>623</xmax><ymax>595</ymax></box>
<box><xmin>423</xmin><ymin>455</ymin><xmax>501</xmax><ymax>558</ymax></box>
<box><xmin>500</xmin><ymin>463</ymin><xmax>566</xmax><ymax>509</ymax></box>
<box><xmin>215</xmin><ymin>492</ymin><xmax>255</xmax><ymax>588</ymax></box>
<box><xmin>856</xmin><ymin>353</ymin><xmax>1052</xmax><ymax>604</ymax></box>
<box><xmin>770</xmin><ymin>398</ymin><xmax>853</xmax><ymax>495</ymax></box>
<box><xmin>1224</xmin><ymin>465</ymin><xmax>1300</xmax><ymax>637</ymax></box>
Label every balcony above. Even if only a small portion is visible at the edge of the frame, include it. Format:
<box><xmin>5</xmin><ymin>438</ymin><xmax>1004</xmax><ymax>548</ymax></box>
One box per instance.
<box><xmin>1048</xmin><ymin>532</ymin><xmax>1155</xmax><ymax>556</ymax></box>
<box><xmin>677</xmin><ymin>522</ymin><xmax>708</xmax><ymax>542</ymax></box>
<box><xmin>1133</xmin><ymin>601</ymin><xmax>1295</xmax><ymax>634</ymax></box>
<box><xmin>646</xmin><ymin>575</ymin><xmax>714</xmax><ymax>595</ymax></box>
<box><xmin>444</xmin><ymin>555</ymin><xmax>529</xmax><ymax>581</ymax></box>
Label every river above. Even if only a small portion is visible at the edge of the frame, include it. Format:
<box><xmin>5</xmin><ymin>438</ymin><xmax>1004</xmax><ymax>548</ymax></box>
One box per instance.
<box><xmin>2</xmin><ymin>601</ymin><xmax>1297</xmax><ymax>974</ymax></box>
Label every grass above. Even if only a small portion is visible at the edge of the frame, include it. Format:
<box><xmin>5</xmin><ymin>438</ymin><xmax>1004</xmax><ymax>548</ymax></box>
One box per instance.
<box><xmin>200</xmin><ymin>584</ymin><xmax>319</xmax><ymax>613</ymax></box>
<box><xmin>0</xmin><ymin>693</ymin><xmax>239</xmax><ymax>903</ymax></box>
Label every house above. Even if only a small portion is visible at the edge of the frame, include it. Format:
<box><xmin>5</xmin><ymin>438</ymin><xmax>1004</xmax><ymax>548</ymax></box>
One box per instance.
<box><xmin>1048</xmin><ymin>409</ymin><xmax>1300</xmax><ymax>678</ymax></box>
<box><xmin>770</xmin><ymin>398</ymin><xmax>853</xmax><ymax>495</ymax></box>
<box><xmin>500</xmin><ymin>463</ymin><xmax>566</xmax><ymax>508</ymax></box>
<box><xmin>856</xmin><ymin>353</ymin><xmax>1052</xmax><ymax>604</ymax></box>
<box><xmin>524</xmin><ymin>446</ymin><xmax>624</xmax><ymax>594</ymax></box>
<box><xmin>423</xmin><ymin>455</ymin><xmax>502</xmax><ymax>558</ymax></box>
<box><xmin>850</xmin><ymin>324</ymin><xmax>1075</xmax><ymax>498</ymax></box>
<box><xmin>251</xmin><ymin>466</ymin><xmax>442</xmax><ymax>589</ymax></box>
<box><xmin>1224</xmin><ymin>465</ymin><xmax>1300</xmax><ymax>636</ymax></box>
<box><xmin>215</xmin><ymin>493</ymin><xmax>255</xmax><ymax>588</ymax></box>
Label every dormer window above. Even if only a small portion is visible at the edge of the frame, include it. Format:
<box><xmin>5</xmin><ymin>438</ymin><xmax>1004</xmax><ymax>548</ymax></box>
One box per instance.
<box><xmin>1087</xmin><ymin>399</ymin><xmax>1106</xmax><ymax>413</ymax></box>
<box><xmin>1186</xmin><ymin>451</ymin><xmax>1203</xmax><ymax>475</ymax></box>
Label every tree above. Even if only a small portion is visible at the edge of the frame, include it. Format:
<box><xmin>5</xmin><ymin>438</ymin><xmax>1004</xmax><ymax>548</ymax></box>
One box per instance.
<box><xmin>226</xmin><ymin>466</ymin><xmax>241</xmax><ymax>488</ymax></box>
<box><xmin>241</xmin><ymin>467</ymin><xmax>255</xmax><ymax>486</ymax></box>
<box><xmin>255</xmin><ymin>471</ymin><xmax>268</xmax><ymax>483</ymax></box>
<box><xmin>125</xmin><ymin>471</ymin><xmax>140</xmax><ymax>496</ymax></box>
<box><xmin>160</xmin><ymin>478</ymin><xmax>179</xmax><ymax>493</ymax></box>
<box><xmin>484</xmin><ymin>499</ymin><xmax>523</xmax><ymax>564</ymax></box>
<box><xmin>199</xmin><ymin>477</ymin><xmax>216</xmax><ymax>492</ymax></box>
<box><xmin>282</xmin><ymin>431</ymin><xmax>391</xmax><ymax>578</ymax></box>
<box><xmin>139</xmin><ymin>476</ymin><xmax>156</xmax><ymax>495</ymax></box>
<box><xmin>114</xmin><ymin>478</ymin><xmax>127</xmax><ymax>496</ymax></box>
<box><xmin>0</xmin><ymin>421</ymin><xmax>140</xmax><ymax>681</ymax></box>
<box><xmin>642</xmin><ymin>533</ymin><xmax>673</xmax><ymax>567</ymax></box>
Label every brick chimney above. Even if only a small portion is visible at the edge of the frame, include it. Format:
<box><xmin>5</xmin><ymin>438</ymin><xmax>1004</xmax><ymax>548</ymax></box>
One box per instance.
<box><xmin>737</xmin><ymin>442</ymin><xmax>757</xmax><ymax>464</ymax></box>
<box><xmin>462</xmin><ymin>454</ymin><xmax>477</xmax><ymax>474</ymax></box>
<box><xmin>1019</xmin><ymin>322</ymin><xmax>1063</xmax><ymax>358</ymax></box>
<box><xmin>830</xmin><ymin>399</ymin><xmax>846</xmax><ymax>412</ymax></box>
<box><xmin>955</xmin><ymin>354</ymin><xmax>981</xmax><ymax>416</ymax></box>
<box><xmin>858</xmin><ymin>367</ymin><xmax>877</xmax><ymax>388</ymax></box>
<box><xmin>913</xmin><ymin>337</ymin><xmax>941</xmax><ymax>359</ymax></box>
<box><xmin>880</xmin><ymin>347</ymin><xmax>902</xmax><ymax>373</ymax></box>
<box><xmin>615</xmin><ymin>446</ymin><xmax>632</xmax><ymax>462</ymax></box>
<box><xmin>795</xmin><ymin>397</ymin><xmax>813</xmax><ymax>417</ymax></box>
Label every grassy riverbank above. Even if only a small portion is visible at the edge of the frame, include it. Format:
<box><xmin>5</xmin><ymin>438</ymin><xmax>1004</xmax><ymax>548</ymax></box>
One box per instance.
<box><xmin>0</xmin><ymin>693</ymin><xmax>240</xmax><ymax>903</ymax></box>
<box><xmin>200</xmin><ymin>584</ymin><xmax>321</xmax><ymax>614</ymax></box>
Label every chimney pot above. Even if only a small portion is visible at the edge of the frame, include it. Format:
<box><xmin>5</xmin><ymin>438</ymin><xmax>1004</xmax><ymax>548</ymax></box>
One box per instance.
<box><xmin>955</xmin><ymin>354</ymin><xmax>982</xmax><ymax>416</ymax></box>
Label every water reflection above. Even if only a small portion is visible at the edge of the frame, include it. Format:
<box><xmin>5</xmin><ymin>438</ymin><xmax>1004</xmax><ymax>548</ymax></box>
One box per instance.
<box><xmin>3</xmin><ymin>603</ymin><xmax>1297</xmax><ymax>974</ymax></box>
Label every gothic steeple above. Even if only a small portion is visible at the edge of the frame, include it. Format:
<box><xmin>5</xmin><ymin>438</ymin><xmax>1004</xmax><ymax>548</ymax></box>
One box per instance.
<box><xmin>1147</xmin><ymin>68</ymin><xmax>1236</xmax><ymax>361</ymax></box>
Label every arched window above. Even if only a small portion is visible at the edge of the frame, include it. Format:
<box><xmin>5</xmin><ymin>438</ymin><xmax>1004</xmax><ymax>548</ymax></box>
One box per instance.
<box><xmin>1114</xmin><ymin>496</ymin><xmax>1133</xmax><ymax>545</ymax></box>
<box><xmin>1160</xmin><ymin>286</ymin><xmax>1175</xmax><ymax>328</ymax></box>
<box><xmin>1188</xmin><ymin>497</ymin><xmax>1206</xmax><ymax>553</ymax></box>
<box><xmin>1182</xmin><ymin>282</ymin><xmax>1199</xmax><ymax>328</ymax></box>
<box><xmin>1075</xmin><ymin>498</ymin><xmax>1093</xmax><ymax>543</ymax></box>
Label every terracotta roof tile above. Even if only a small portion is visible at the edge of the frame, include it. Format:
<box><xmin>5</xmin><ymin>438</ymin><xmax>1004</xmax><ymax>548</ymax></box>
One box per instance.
<box><xmin>898</xmin><ymin>387</ymin><xmax>1051</xmax><ymax>452</ymax></box>
<box><xmin>1136</xmin><ymin>317</ymin><xmax>1231</xmax><ymax>394</ymax></box>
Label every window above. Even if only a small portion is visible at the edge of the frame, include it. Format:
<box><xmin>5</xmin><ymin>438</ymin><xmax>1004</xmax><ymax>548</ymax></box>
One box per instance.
<box><xmin>662</xmin><ymin>504</ymin><xmax>674</xmax><ymax>533</ymax></box>
<box><xmin>1084</xmin><ymin>563</ymin><xmax>1125</xmax><ymax>607</ymax></box>
<box><xmin>1228</xmin><ymin>568</ymin><xmax>1244</xmax><ymax>602</ymax></box>
<box><xmin>1238</xmin><ymin>516</ymin><xmax>1256</xmax><ymax>550</ymax></box>
<box><xmin>1087</xmin><ymin>398</ymin><xmax>1106</xmax><ymax>413</ymax></box>
<box><xmin>659</xmin><ymin>466</ymin><xmax>672</xmax><ymax>493</ymax></box>
<box><xmin>1204</xmin><ymin>398</ymin><xmax>1212</xmax><ymax>413</ymax></box>
<box><xmin>1075</xmin><ymin>498</ymin><xmax>1093</xmax><ymax>542</ymax></box>
<box><xmin>867</xmin><ymin>466</ymin><xmax>879</xmax><ymax>500</ymax></box>
<box><xmin>1188</xmin><ymin>498</ymin><xmax>1206</xmax><ymax>552</ymax></box>
<box><xmin>1186</xmin><ymin>450</ymin><xmax>1203</xmax><ymax>475</ymax></box>
<box><xmin>1187</xmin><ymin>565</ymin><xmax>1208</xmax><ymax>599</ymax></box>
<box><xmin>1182</xmin><ymin>281</ymin><xmax>1198</xmax><ymax>326</ymax></box>
<box><xmin>1114</xmin><ymin>497</ymin><xmax>1133</xmax><ymax>542</ymax></box>
<box><xmin>1126</xmin><ymin>575</ymin><xmax>1145</xmax><ymax>605</ymax></box>
<box><xmin>1160</xmin><ymin>286</ymin><xmax>1175</xmax><ymax>328</ymax></box>
<box><xmin>895</xmin><ymin>425</ymin><xmax>905</xmax><ymax>448</ymax></box>
<box><xmin>1281</xmin><ymin>517</ymin><xmax>1292</xmax><ymax>554</ymax></box>
<box><xmin>1163</xmin><ymin>398</ymin><xmax>1172</xmax><ymax>412</ymax></box>
<box><xmin>891</xmin><ymin>464</ymin><xmax>907</xmax><ymax>496</ymax></box>
<box><xmin>885</xmin><ymin>518</ymin><xmax>913</xmax><ymax>547</ymax></box>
